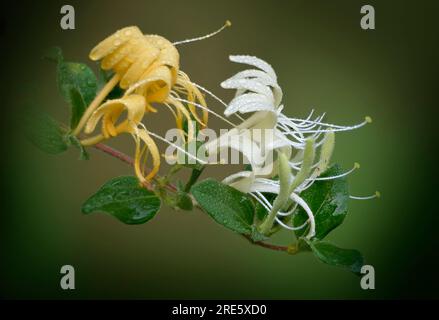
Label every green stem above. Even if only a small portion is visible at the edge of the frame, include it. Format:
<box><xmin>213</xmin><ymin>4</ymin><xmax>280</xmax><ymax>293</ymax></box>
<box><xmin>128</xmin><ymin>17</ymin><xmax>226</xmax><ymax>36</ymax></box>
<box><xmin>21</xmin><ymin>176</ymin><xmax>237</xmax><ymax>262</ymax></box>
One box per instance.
<box><xmin>258</xmin><ymin>199</ymin><xmax>283</xmax><ymax>235</ymax></box>
<box><xmin>184</xmin><ymin>167</ymin><xmax>205</xmax><ymax>192</ymax></box>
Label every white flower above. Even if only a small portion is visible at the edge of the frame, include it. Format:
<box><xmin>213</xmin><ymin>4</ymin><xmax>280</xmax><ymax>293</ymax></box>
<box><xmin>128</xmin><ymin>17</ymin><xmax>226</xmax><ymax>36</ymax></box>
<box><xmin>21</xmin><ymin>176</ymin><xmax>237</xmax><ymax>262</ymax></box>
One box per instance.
<box><xmin>204</xmin><ymin>55</ymin><xmax>376</xmax><ymax>238</ymax></box>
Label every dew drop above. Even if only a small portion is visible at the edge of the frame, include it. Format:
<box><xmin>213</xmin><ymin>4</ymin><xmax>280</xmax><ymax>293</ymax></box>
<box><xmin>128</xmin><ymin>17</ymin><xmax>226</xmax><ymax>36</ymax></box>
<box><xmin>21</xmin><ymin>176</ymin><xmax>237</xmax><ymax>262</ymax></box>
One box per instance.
<box><xmin>114</xmin><ymin>40</ymin><xmax>122</xmax><ymax>46</ymax></box>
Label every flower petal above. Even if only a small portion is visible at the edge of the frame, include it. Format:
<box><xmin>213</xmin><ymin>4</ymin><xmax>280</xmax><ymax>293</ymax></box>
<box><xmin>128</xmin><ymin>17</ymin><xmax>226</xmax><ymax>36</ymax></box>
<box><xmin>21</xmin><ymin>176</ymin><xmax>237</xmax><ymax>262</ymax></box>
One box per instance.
<box><xmin>229</xmin><ymin>55</ymin><xmax>277</xmax><ymax>81</ymax></box>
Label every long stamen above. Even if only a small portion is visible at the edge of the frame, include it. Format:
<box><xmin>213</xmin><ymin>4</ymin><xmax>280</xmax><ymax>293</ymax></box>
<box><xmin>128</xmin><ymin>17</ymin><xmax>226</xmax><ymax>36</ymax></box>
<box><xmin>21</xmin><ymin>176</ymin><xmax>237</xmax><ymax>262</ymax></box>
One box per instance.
<box><xmin>276</xmin><ymin>204</ymin><xmax>297</xmax><ymax>217</ymax></box>
<box><xmin>250</xmin><ymin>192</ymin><xmax>272</xmax><ymax>212</ymax></box>
<box><xmin>147</xmin><ymin>131</ymin><xmax>208</xmax><ymax>165</ymax></box>
<box><xmin>172</xmin><ymin>20</ymin><xmax>232</xmax><ymax>46</ymax></box>
<box><xmin>173</xmin><ymin>97</ymin><xmax>237</xmax><ymax>126</ymax></box>
<box><xmin>350</xmin><ymin>191</ymin><xmax>380</xmax><ymax>200</ymax></box>
<box><xmin>290</xmin><ymin>115</ymin><xmax>371</xmax><ymax>129</ymax></box>
<box><xmin>275</xmin><ymin>216</ymin><xmax>308</xmax><ymax>231</ymax></box>
<box><xmin>290</xmin><ymin>192</ymin><xmax>315</xmax><ymax>239</ymax></box>
<box><xmin>311</xmin><ymin>162</ymin><xmax>360</xmax><ymax>181</ymax></box>
<box><xmin>297</xmin><ymin>117</ymin><xmax>372</xmax><ymax>134</ymax></box>
<box><xmin>184</xmin><ymin>80</ymin><xmax>245</xmax><ymax>121</ymax></box>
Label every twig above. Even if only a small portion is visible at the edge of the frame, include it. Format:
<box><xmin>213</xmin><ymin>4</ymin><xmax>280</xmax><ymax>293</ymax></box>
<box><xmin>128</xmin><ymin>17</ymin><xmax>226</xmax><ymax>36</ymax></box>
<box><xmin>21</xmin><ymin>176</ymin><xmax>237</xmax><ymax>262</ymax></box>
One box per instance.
<box><xmin>94</xmin><ymin>143</ymin><xmax>134</xmax><ymax>166</ymax></box>
<box><xmin>243</xmin><ymin>235</ymin><xmax>289</xmax><ymax>252</ymax></box>
<box><xmin>93</xmin><ymin>143</ymin><xmax>292</xmax><ymax>253</ymax></box>
<box><xmin>93</xmin><ymin>143</ymin><xmax>177</xmax><ymax>192</ymax></box>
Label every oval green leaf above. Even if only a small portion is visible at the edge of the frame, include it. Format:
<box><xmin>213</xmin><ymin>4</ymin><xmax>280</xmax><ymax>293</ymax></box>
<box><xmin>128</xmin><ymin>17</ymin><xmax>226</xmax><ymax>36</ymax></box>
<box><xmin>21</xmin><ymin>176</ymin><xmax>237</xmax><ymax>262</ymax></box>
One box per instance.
<box><xmin>309</xmin><ymin>241</ymin><xmax>364</xmax><ymax>274</ymax></box>
<box><xmin>24</xmin><ymin>109</ymin><xmax>68</xmax><ymax>155</ymax></box>
<box><xmin>191</xmin><ymin>179</ymin><xmax>254</xmax><ymax>234</ymax></box>
<box><xmin>293</xmin><ymin>164</ymin><xmax>348</xmax><ymax>240</ymax></box>
<box><xmin>82</xmin><ymin>176</ymin><xmax>161</xmax><ymax>225</ymax></box>
<box><xmin>57</xmin><ymin>59</ymin><xmax>97</xmax><ymax>128</ymax></box>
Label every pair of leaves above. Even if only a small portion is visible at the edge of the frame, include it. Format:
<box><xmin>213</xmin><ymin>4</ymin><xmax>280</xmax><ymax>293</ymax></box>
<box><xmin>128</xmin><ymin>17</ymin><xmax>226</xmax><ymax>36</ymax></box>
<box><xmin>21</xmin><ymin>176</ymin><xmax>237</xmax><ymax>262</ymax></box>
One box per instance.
<box><xmin>27</xmin><ymin>47</ymin><xmax>98</xmax><ymax>157</ymax></box>
<box><xmin>191</xmin><ymin>167</ymin><xmax>362</xmax><ymax>273</ymax></box>
<box><xmin>82</xmin><ymin>176</ymin><xmax>161</xmax><ymax>224</ymax></box>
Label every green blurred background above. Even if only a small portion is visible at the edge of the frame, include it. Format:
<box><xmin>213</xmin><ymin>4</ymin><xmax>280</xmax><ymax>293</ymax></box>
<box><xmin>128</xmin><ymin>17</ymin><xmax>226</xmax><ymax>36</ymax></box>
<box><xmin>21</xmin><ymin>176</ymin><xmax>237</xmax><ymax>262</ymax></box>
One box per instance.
<box><xmin>1</xmin><ymin>0</ymin><xmax>437</xmax><ymax>299</ymax></box>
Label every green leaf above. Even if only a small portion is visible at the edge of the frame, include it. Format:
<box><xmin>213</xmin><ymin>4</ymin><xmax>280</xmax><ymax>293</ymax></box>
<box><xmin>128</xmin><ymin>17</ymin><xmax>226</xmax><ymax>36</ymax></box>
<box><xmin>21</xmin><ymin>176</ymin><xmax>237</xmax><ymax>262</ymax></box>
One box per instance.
<box><xmin>67</xmin><ymin>87</ymin><xmax>88</xmax><ymax>129</ymax></box>
<box><xmin>24</xmin><ymin>109</ymin><xmax>68</xmax><ymax>154</ymax></box>
<box><xmin>67</xmin><ymin>135</ymin><xmax>90</xmax><ymax>160</ymax></box>
<box><xmin>293</xmin><ymin>164</ymin><xmax>348</xmax><ymax>240</ymax></box>
<box><xmin>309</xmin><ymin>241</ymin><xmax>364</xmax><ymax>273</ymax></box>
<box><xmin>191</xmin><ymin>179</ymin><xmax>254</xmax><ymax>234</ymax></box>
<box><xmin>57</xmin><ymin>61</ymin><xmax>97</xmax><ymax>106</ymax></box>
<box><xmin>54</xmin><ymin>50</ymin><xmax>97</xmax><ymax>128</ymax></box>
<box><xmin>82</xmin><ymin>176</ymin><xmax>161</xmax><ymax>224</ymax></box>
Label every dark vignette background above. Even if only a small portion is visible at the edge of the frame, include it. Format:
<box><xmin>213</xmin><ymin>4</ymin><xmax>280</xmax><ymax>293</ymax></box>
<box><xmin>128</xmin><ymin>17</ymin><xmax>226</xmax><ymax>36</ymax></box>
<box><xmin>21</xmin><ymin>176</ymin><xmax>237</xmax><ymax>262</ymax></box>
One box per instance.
<box><xmin>0</xmin><ymin>0</ymin><xmax>437</xmax><ymax>299</ymax></box>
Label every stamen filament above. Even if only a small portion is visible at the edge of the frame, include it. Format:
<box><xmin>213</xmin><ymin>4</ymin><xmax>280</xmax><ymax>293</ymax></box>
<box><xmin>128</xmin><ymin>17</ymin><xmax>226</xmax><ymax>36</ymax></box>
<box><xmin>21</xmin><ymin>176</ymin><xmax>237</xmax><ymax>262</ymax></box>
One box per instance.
<box><xmin>172</xmin><ymin>20</ymin><xmax>232</xmax><ymax>46</ymax></box>
<box><xmin>350</xmin><ymin>191</ymin><xmax>380</xmax><ymax>200</ymax></box>
<box><xmin>147</xmin><ymin>131</ymin><xmax>208</xmax><ymax>165</ymax></box>
<box><xmin>311</xmin><ymin>162</ymin><xmax>360</xmax><ymax>181</ymax></box>
<box><xmin>174</xmin><ymin>97</ymin><xmax>237</xmax><ymax>126</ymax></box>
<box><xmin>275</xmin><ymin>216</ymin><xmax>308</xmax><ymax>231</ymax></box>
<box><xmin>184</xmin><ymin>80</ymin><xmax>245</xmax><ymax>121</ymax></box>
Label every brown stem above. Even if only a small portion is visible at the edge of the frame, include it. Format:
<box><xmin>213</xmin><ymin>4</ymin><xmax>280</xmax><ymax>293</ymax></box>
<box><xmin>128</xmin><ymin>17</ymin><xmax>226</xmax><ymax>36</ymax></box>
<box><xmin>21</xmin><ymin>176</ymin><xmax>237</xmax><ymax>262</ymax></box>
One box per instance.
<box><xmin>94</xmin><ymin>143</ymin><xmax>134</xmax><ymax>166</ymax></box>
<box><xmin>243</xmin><ymin>235</ymin><xmax>289</xmax><ymax>252</ymax></box>
<box><xmin>92</xmin><ymin>143</ymin><xmax>177</xmax><ymax>192</ymax></box>
<box><xmin>93</xmin><ymin>143</ymin><xmax>290</xmax><ymax>253</ymax></box>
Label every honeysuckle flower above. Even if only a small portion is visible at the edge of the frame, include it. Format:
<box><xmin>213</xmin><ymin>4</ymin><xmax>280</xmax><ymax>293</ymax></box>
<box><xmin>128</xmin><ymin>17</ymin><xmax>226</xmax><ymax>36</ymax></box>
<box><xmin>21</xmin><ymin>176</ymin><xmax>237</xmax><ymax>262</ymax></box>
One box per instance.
<box><xmin>82</xmin><ymin>94</ymin><xmax>160</xmax><ymax>182</ymax></box>
<box><xmin>73</xmin><ymin>25</ymin><xmax>209</xmax><ymax>139</ymax></box>
<box><xmin>74</xmin><ymin>23</ymin><xmax>234</xmax><ymax>183</ymax></box>
<box><xmin>205</xmin><ymin>55</ymin><xmax>375</xmax><ymax>238</ymax></box>
<box><xmin>204</xmin><ymin>55</ymin><xmax>292</xmax><ymax>176</ymax></box>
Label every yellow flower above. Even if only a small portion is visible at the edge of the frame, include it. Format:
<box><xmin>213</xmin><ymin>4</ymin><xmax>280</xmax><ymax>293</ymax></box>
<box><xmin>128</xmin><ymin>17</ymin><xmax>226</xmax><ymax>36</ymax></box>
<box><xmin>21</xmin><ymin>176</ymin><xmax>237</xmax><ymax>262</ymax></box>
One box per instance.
<box><xmin>75</xmin><ymin>23</ymin><xmax>231</xmax><ymax>183</ymax></box>
<box><xmin>88</xmin><ymin>26</ymin><xmax>208</xmax><ymax>128</ymax></box>
<box><xmin>83</xmin><ymin>94</ymin><xmax>160</xmax><ymax>183</ymax></box>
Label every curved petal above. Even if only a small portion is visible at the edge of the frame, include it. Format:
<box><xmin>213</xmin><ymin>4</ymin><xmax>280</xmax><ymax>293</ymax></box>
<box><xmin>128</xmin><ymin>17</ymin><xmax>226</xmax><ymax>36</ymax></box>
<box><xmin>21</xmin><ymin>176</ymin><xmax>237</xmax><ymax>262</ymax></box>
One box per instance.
<box><xmin>84</xmin><ymin>94</ymin><xmax>146</xmax><ymax>134</ymax></box>
<box><xmin>229</xmin><ymin>55</ymin><xmax>277</xmax><ymax>81</ymax></box>
<box><xmin>134</xmin><ymin>129</ymin><xmax>161</xmax><ymax>181</ymax></box>
<box><xmin>89</xmin><ymin>26</ymin><xmax>143</xmax><ymax>61</ymax></box>
<box><xmin>221</xmin><ymin>78</ymin><xmax>274</xmax><ymax>101</ymax></box>
<box><xmin>225</xmin><ymin>93</ymin><xmax>274</xmax><ymax>116</ymax></box>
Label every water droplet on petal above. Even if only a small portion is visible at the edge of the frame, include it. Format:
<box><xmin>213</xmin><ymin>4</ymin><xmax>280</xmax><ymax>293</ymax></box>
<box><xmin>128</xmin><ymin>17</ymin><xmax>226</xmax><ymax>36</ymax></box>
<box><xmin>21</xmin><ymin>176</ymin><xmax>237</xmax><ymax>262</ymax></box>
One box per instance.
<box><xmin>114</xmin><ymin>40</ymin><xmax>122</xmax><ymax>46</ymax></box>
